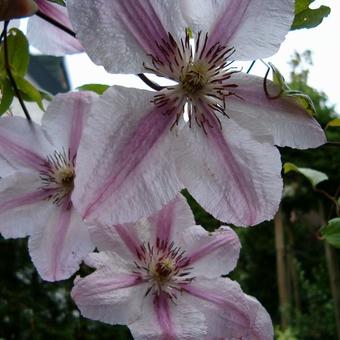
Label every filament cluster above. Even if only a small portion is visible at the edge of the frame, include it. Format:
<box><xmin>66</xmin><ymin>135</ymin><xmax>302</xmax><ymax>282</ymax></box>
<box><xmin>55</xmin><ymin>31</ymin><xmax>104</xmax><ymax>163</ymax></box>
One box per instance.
<box><xmin>133</xmin><ymin>238</ymin><xmax>194</xmax><ymax>301</ymax></box>
<box><xmin>145</xmin><ymin>30</ymin><xmax>241</xmax><ymax>132</ymax></box>
<box><xmin>39</xmin><ymin>148</ymin><xmax>75</xmax><ymax>206</ymax></box>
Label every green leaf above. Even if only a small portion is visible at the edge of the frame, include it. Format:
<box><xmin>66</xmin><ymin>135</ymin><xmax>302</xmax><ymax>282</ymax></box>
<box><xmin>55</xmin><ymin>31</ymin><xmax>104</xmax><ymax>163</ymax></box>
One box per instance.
<box><xmin>47</xmin><ymin>0</ymin><xmax>66</xmax><ymax>6</ymax></box>
<box><xmin>0</xmin><ymin>28</ymin><xmax>30</xmax><ymax>77</ymax></box>
<box><xmin>321</xmin><ymin>218</ymin><xmax>340</xmax><ymax>249</ymax></box>
<box><xmin>295</xmin><ymin>0</ymin><xmax>312</xmax><ymax>14</ymax></box>
<box><xmin>15</xmin><ymin>76</ymin><xmax>45</xmax><ymax>111</ymax></box>
<box><xmin>283</xmin><ymin>162</ymin><xmax>328</xmax><ymax>187</ymax></box>
<box><xmin>0</xmin><ymin>78</ymin><xmax>14</xmax><ymax>115</ymax></box>
<box><xmin>77</xmin><ymin>84</ymin><xmax>109</xmax><ymax>95</ymax></box>
<box><xmin>325</xmin><ymin>118</ymin><xmax>340</xmax><ymax>129</ymax></box>
<box><xmin>292</xmin><ymin>1</ymin><xmax>331</xmax><ymax>30</ymax></box>
<box><xmin>269</xmin><ymin>62</ymin><xmax>316</xmax><ymax>116</ymax></box>
<box><xmin>40</xmin><ymin>91</ymin><xmax>52</xmax><ymax>102</ymax></box>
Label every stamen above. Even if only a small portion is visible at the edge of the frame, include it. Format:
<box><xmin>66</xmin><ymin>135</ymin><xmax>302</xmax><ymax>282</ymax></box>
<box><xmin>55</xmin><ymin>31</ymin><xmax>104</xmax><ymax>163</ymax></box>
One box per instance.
<box><xmin>39</xmin><ymin>148</ymin><xmax>75</xmax><ymax>205</ymax></box>
<box><xmin>134</xmin><ymin>240</ymin><xmax>194</xmax><ymax>300</ymax></box>
<box><xmin>144</xmin><ymin>30</ymin><xmax>243</xmax><ymax>132</ymax></box>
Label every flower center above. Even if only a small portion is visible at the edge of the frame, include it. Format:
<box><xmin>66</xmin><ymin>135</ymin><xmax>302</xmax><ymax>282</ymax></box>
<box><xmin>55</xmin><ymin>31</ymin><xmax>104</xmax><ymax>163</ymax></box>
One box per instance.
<box><xmin>39</xmin><ymin>149</ymin><xmax>75</xmax><ymax>205</ymax></box>
<box><xmin>145</xmin><ymin>30</ymin><xmax>241</xmax><ymax>131</ymax></box>
<box><xmin>180</xmin><ymin>61</ymin><xmax>209</xmax><ymax>96</ymax></box>
<box><xmin>134</xmin><ymin>240</ymin><xmax>194</xmax><ymax>300</ymax></box>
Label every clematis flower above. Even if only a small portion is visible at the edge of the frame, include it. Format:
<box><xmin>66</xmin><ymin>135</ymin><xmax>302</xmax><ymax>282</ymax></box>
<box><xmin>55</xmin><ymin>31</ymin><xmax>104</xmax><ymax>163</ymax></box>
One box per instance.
<box><xmin>0</xmin><ymin>91</ymin><xmax>96</xmax><ymax>281</ymax></box>
<box><xmin>68</xmin><ymin>0</ymin><xmax>326</xmax><ymax>226</ymax></box>
<box><xmin>26</xmin><ymin>0</ymin><xmax>83</xmax><ymax>55</ymax></box>
<box><xmin>72</xmin><ymin>195</ymin><xmax>274</xmax><ymax>339</ymax></box>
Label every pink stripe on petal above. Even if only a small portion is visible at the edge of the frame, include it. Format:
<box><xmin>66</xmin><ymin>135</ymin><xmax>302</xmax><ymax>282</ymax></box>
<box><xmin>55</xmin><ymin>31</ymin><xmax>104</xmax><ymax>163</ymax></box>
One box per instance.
<box><xmin>208</xmin><ymin>0</ymin><xmax>251</xmax><ymax>49</ymax></box>
<box><xmin>36</xmin><ymin>0</ymin><xmax>72</xmax><ymax>29</ymax></box>
<box><xmin>83</xmin><ymin>106</ymin><xmax>173</xmax><ymax>220</ymax></box>
<box><xmin>183</xmin><ymin>284</ymin><xmax>248</xmax><ymax>325</ymax></box>
<box><xmin>115</xmin><ymin>0</ymin><xmax>168</xmax><ymax>57</ymax></box>
<box><xmin>69</xmin><ymin>96</ymin><xmax>85</xmax><ymax>160</ymax></box>
<box><xmin>72</xmin><ymin>274</ymin><xmax>143</xmax><ymax>300</ymax></box>
<box><xmin>115</xmin><ymin>224</ymin><xmax>141</xmax><ymax>258</ymax></box>
<box><xmin>0</xmin><ymin>189</ymin><xmax>50</xmax><ymax>214</ymax></box>
<box><xmin>49</xmin><ymin>200</ymin><xmax>73</xmax><ymax>280</ymax></box>
<box><xmin>0</xmin><ymin>134</ymin><xmax>45</xmax><ymax>171</ymax></box>
<box><xmin>154</xmin><ymin>293</ymin><xmax>174</xmax><ymax>339</ymax></box>
<box><xmin>153</xmin><ymin>199</ymin><xmax>176</xmax><ymax>244</ymax></box>
<box><xmin>205</xmin><ymin>108</ymin><xmax>257</xmax><ymax>224</ymax></box>
<box><xmin>187</xmin><ymin>233</ymin><xmax>236</xmax><ymax>264</ymax></box>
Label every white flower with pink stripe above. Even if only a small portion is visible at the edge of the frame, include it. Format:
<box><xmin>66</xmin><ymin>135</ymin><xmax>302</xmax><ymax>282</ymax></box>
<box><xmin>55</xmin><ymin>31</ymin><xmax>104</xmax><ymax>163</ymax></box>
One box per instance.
<box><xmin>0</xmin><ymin>92</ymin><xmax>96</xmax><ymax>281</ymax></box>
<box><xmin>67</xmin><ymin>0</ymin><xmax>326</xmax><ymax>227</ymax></box>
<box><xmin>71</xmin><ymin>195</ymin><xmax>273</xmax><ymax>339</ymax></box>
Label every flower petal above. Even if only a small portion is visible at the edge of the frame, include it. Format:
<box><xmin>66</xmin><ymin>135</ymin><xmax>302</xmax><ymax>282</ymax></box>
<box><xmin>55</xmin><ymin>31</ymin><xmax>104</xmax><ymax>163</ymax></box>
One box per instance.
<box><xmin>181</xmin><ymin>0</ymin><xmax>294</xmax><ymax>60</ymax></box>
<box><xmin>0</xmin><ymin>116</ymin><xmax>52</xmax><ymax>171</ymax></box>
<box><xmin>129</xmin><ymin>293</ymin><xmax>207</xmax><ymax>340</ymax></box>
<box><xmin>0</xmin><ymin>155</ymin><xmax>15</xmax><ymax>177</ymax></box>
<box><xmin>67</xmin><ymin>0</ymin><xmax>186</xmax><ymax>73</ymax></box>
<box><xmin>151</xmin><ymin>194</ymin><xmax>195</xmax><ymax>245</ymax></box>
<box><xmin>41</xmin><ymin>91</ymin><xmax>97</xmax><ymax>159</ymax></box>
<box><xmin>228</xmin><ymin>73</ymin><xmax>326</xmax><ymax>149</ymax></box>
<box><xmin>71</xmin><ymin>254</ymin><xmax>146</xmax><ymax>325</ymax></box>
<box><xmin>88</xmin><ymin>194</ymin><xmax>194</xmax><ymax>265</ymax></box>
<box><xmin>27</xmin><ymin>0</ymin><xmax>83</xmax><ymax>55</ymax></box>
<box><xmin>84</xmin><ymin>251</ymin><xmax>135</xmax><ymax>273</ymax></box>
<box><xmin>28</xmin><ymin>201</ymin><xmax>94</xmax><ymax>281</ymax></box>
<box><xmin>175</xmin><ymin>118</ymin><xmax>283</xmax><ymax>226</ymax></box>
<box><xmin>88</xmin><ymin>223</ymin><xmax>143</xmax><ymax>263</ymax></box>
<box><xmin>184</xmin><ymin>277</ymin><xmax>273</xmax><ymax>340</ymax></box>
<box><xmin>244</xmin><ymin>294</ymin><xmax>275</xmax><ymax>340</ymax></box>
<box><xmin>182</xmin><ymin>226</ymin><xmax>240</xmax><ymax>277</ymax></box>
<box><xmin>0</xmin><ymin>171</ymin><xmax>51</xmax><ymax>238</ymax></box>
<box><xmin>72</xmin><ymin>86</ymin><xmax>182</xmax><ymax>225</ymax></box>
